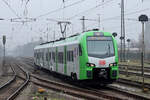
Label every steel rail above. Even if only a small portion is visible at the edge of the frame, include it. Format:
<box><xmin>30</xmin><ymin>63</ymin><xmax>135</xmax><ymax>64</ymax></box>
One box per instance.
<box><xmin>117</xmin><ymin>78</ymin><xmax>150</xmax><ymax>89</ymax></box>
<box><xmin>6</xmin><ymin>63</ymin><xmax>30</xmax><ymax>100</ymax></box>
<box><xmin>119</xmin><ymin>64</ymin><xmax>150</xmax><ymax>69</ymax></box>
<box><xmin>30</xmin><ymin>74</ymin><xmax>131</xmax><ymax>100</ymax></box>
<box><xmin>108</xmin><ymin>85</ymin><xmax>150</xmax><ymax>100</ymax></box>
<box><xmin>0</xmin><ymin>64</ymin><xmax>16</xmax><ymax>90</ymax></box>
<box><xmin>119</xmin><ymin>70</ymin><xmax>150</xmax><ymax>78</ymax></box>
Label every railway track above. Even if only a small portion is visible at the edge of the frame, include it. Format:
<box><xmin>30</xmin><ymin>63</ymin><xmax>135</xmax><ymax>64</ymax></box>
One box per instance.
<box><xmin>119</xmin><ymin>70</ymin><xmax>150</xmax><ymax>78</ymax></box>
<box><xmin>20</xmin><ymin>57</ymin><xmax>150</xmax><ymax>100</ymax></box>
<box><xmin>30</xmin><ymin>73</ymin><xmax>150</xmax><ymax>100</ymax></box>
<box><xmin>30</xmin><ymin>74</ymin><xmax>123</xmax><ymax>100</ymax></box>
<box><xmin>119</xmin><ymin>64</ymin><xmax>150</xmax><ymax>72</ymax></box>
<box><xmin>0</xmin><ymin>64</ymin><xmax>16</xmax><ymax>91</ymax></box>
<box><xmin>117</xmin><ymin>78</ymin><xmax>150</xmax><ymax>89</ymax></box>
<box><xmin>0</xmin><ymin>63</ymin><xmax>30</xmax><ymax>100</ymax></box>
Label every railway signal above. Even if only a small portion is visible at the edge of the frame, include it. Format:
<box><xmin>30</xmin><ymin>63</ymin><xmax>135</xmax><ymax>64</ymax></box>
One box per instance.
<box><xmin>3</xmin><ymin>35</ymin><xmax>6</xmax><ymax>45</ymax></box>
<box><xmin>138</xmin><ymin>14</ymin><xmax>148</xmax><ymax>92</ymax></box>
<box><xmin>2</xmin><ymin>35</ymin><xmax>6</xmax><ymax>65</ymax></box>
<box><xmin>0</xmin><ymin>18</ymin><xmax>4</xmax><ymax>20</ymax></box>
<box><xmin>112</xmin><ymin>32</ymin><xmax>117</xmax><ymax>37</ymax></box>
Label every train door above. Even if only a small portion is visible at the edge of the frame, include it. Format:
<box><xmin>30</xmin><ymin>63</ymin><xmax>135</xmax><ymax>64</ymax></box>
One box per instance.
<box><xmin>47</xmin><ymin>48</ymin><xmax>50</xmax><ymax>70</ymax></box>
<box><xmin>40</xmin><ymin>49</ymin><xmax>43</xmax><ymax>67</ymax></box>
<box><xmin>35</xmin><ymin>50</ymin><xmax>38</xmax><ymax>65</ymax></box>
<box><xmin>66</xmin><ymin>45</ymin><xmax>75</xmax><ymax>76</ymax></box>
<box><xmin>52</xmin><ymin>47</ymin><xmax>56</xmax><ymax>71</ymax></box>
<box><xmin>43</xmin><ymin>49</ymin><xmax>46</xmax><ymax>68</ymax></box>
<box><xmin>49</xmin><ymin>48</ymin><xmax>53</xmax><ymax>71</ymax></box>
<box><xmin>37</xmin><ymin>50</ymin><xmax>40</xmax><ymax>66</ymax></box>
<box><xmin>57</xmin><ymin>46</ymin><xmax>64</xmax><ymax>74</ymax></box>
<box><xmin>34</xmin><ymin>50</ymin><xmax>36</xmax><ymax>64</ymax></box>
<box><xmin>45</xmin><ymin>48</ymin><xmax>49</xmax><ymax>69</ymax></box>
<box><xmin>73</xmin><ymin>44</ymin><xmax>79</xmax><ymax>79</ymax></box>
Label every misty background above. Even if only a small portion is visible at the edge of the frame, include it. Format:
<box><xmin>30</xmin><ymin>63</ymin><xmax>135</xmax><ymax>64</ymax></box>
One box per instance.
<box><xmin>0</xmin><ymin>0</ymin><xmax>150</xmax><ymax>59</ymax></box>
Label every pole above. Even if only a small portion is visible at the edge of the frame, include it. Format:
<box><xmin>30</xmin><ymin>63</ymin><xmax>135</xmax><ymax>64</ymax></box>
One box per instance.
<box><xmin>47</xmin><ymin>33</ymin><xmax>48</xmax><ymax>42</ymax></box>
<box><xmin>80</xmin><ymin>16</ymin><xmax>85</xmax><ymax>32</ymax></box>
<box><xmin>138</xmin><ymin>14</ymin><xmax>148</xmax><ymax>92</ymax></box>
<box><xmin>141</xmin><ymin>22</ymin><xmax>145</xmax><ymax>90</ymax></box>
<box><xmin>2</xmin><ymin>35</ymin><xmax>6</xmax><ymax>65</ymax></box>
<box><xmin>120</xmin><ymin>0</ymin><xmax>123</xmax><ymax>62</ymax></box>
<box><xmin>53</xmin><ymin>31</ymin><xmax>55</xmax><ymax>41</ymax></box>
<box><xmin>98</xmin><ymin>14</ymin><xmax>100</xmax><ymax>30</ymax></box>
<box><xmin>122</xmin><ymin>0</ymin><xmax>126</xmax><ymax>62</ymax></box>
<box><xmin>128</xmin><ymin>41</ymin><xmax>129</xmax><ymax>60</ymax></box>
<box><xmin>3</xmin><ymin>44</ymin><xmax>5</xmax><ymax>65</ymax></box>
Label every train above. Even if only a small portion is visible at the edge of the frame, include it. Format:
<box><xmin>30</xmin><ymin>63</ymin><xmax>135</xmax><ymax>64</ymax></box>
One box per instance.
<box><xmin>34</xmin><ymin>30</ymin><xmax>119</xmax><ymax>84</ymax></box>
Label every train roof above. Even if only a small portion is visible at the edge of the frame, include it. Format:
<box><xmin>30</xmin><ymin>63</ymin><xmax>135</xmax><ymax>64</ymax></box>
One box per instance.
<box><xmin>34</xmin><ymin>30</ymin><xmax>113</xmax><ymax>50</ymax></box>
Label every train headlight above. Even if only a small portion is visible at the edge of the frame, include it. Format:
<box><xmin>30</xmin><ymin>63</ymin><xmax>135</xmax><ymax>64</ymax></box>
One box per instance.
<box><xmin>109</xmin><ymin>63</ymin><xmax>113</xmax><ymax>66</ymax></box>
<box><xmin>109</xmin><ymin>62</ymin><xmax>117</xmax><ymax>67</ymax></box>
<box><xmin>86</xmin><ymin>63</ymin><xmax>95</xmax><ymax>67</ymax></box>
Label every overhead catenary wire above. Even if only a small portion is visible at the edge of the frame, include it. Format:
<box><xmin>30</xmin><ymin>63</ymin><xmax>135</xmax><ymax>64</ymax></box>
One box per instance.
<box><xmin>1</xmin><ymin>0</ymin><xmax>20</xmax><ymax>18</ymax></box>
<box><xmin>101</xmin><ymin>8</ymin><xmax>150</xmax><ymax>22</ymax></box>
<box><xmin>35</xmin><ymin>0</ymin><xmax>86</xmax><ymax>19</ymax></box>
<box><xmin>67</xmin><ymin>0</ymin><xmax>114</xmax><ymax>20</ymax></box>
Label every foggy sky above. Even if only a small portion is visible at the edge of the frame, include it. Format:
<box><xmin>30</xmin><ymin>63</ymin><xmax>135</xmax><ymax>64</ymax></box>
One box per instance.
<box><xmin>0</xmin><ymin>0</ymin><xmax>150</xmax><ymax>50</ymax></box>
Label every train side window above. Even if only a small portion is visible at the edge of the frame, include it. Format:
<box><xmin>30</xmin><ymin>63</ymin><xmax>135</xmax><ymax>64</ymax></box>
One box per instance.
<box><xmin>67</xmin><ymin>51</ymin><xmax>69</xmax><ymax>61</ymax></box>
<box><xmin>49</xmin><ymin>52</ymin><xmax>51</xmax><ymax>60</ymax></box>
<box><xmin>37</xmin><ymin>53</ymin><xmax>39</xmax><ymax>59</ymax></box>
<box><xmin>34</xmin><ymin>52</ymin><xmax>36</xmax><ymax>58</ymax></box>
<box><xmin>58</xmin><ymin>52</ymin><xmax>63</xmax><ymax>64</ymax></box>
<box><xmin>67</xmin><ymin>51</ymin><xmax>74</xmax><ymax>62</ymax></box>
<box><xmin>71</xmin><ymin>51</ymin><xmax>74</xmax><ymax>62</ymax></box>
<box><xmin>52</xmin><ymin>52</ymin><xmax>55</xmax><ymax>62</ymax></box>
<box><xmin>42</xmin><ymin>52</ymin><xmax>44</xmax><ymax>60</ymax></box>
<box><xmin>67</xmin><ymin>51</ymin><xmax>70</xmax><ymax>61</ymax></box>
<box><xmin>46</xmin><ymin>52</ymin><xmax>48</xmax><ymax>61</ymax></box>
<box><xmin>39</xmin><ymin>52</ymin><xmax>40</xmax><ymax>59</ymax></box>
<box><xmin>40</xmin><ymin>52</ymin><xmax>42</xmax><ymax>59</ymax></box>
<box><xmin>79</xmin><ymin>44</ymin><xmax>82</xmax><ymax>56</ymax></box>
<box><xmin>58</xmin><ymin>52</ymin><xmax>60</xmax><ymax>63</ymax></box>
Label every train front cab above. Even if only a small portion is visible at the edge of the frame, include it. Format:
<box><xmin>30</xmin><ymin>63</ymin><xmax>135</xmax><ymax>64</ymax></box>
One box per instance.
<box><xmin>79</xmin><ymin>31</ymin><xmax>119</xmax><ymax>84</ymax></box>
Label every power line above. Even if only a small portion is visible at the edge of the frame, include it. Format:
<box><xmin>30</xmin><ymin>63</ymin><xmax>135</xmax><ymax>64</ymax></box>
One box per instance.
<box><xmin>67</xmin><ymin>0</ymin><xmax>114</xmax><ymax>20</ymax></box>
<box><xmin>1</xmin><ymin>0</ymin><xmax>20</xmax><ymax>18</ymax></box>
<box><xmin>35</xmin><ymin>0</ymin><xmax>86</xmax><ymax>19</ymax></box>
<box><xmin>46</xmin><ymin>18</ymin><xmax>59</xmax><ymax>22</ymax></box>
<box><xmin>101</xmin><ymin>8</ymin><xmax>150</xmax><ymax>22</ymax></box>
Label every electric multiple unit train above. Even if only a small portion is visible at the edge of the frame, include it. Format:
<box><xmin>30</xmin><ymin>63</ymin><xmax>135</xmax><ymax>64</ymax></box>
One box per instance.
<box><xmin>34</xmin><ymin>30</ymin><xmax>119</xmax><ymax>84</ymax></box>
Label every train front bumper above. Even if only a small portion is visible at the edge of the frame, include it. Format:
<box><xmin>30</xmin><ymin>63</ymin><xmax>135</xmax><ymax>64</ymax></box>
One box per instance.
<box><xmin>86</xmin><ymin>67</ymin><xmax>118</xmax><ymax>80</ymax></box>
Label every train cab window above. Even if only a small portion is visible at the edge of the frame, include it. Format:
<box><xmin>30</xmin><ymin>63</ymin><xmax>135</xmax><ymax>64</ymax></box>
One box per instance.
<box><xmin>87</xmin><ymin>36</ymin><xmax>115</xmax><ymax>58</ymax></box>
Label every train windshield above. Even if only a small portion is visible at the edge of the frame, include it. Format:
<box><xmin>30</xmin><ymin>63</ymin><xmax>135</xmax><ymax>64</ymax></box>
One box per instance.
<box><xmin>87</xmin><ymin>36</ymin><xmax>115</xmax><ymax>58</ymax></box>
